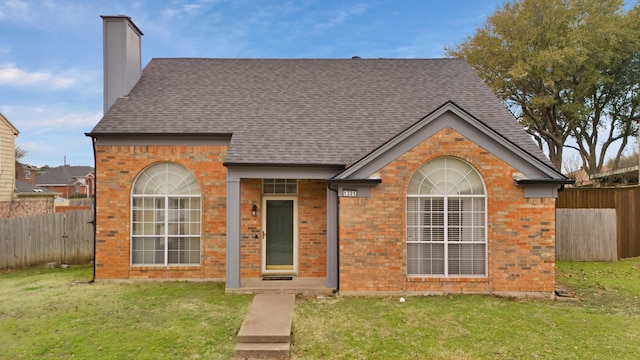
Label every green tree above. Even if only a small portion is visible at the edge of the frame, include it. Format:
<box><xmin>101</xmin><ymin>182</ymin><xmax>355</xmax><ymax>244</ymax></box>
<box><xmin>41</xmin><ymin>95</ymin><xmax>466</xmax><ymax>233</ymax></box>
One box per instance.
<box><xmin>447</xmin><ymin>0</ymin><xmax>640</xmax><ymax>173</ymax></box>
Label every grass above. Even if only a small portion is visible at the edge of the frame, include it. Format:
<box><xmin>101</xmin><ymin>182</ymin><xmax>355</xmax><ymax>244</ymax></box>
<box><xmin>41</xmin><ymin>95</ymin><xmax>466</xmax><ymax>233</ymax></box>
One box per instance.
<box><xmin>292</xmin><ymin>258</ymin><xmax>640</xmax><ymax>359</ymax></box>
<box><xmin>0</xmin><ymin>266</ymin><xmax>252</xmax><ymax>359</ymax></box>
<box><xmin>0</xmin><ymin>259</ymin><xmax>639</xmax><ymax>359</ymax></box>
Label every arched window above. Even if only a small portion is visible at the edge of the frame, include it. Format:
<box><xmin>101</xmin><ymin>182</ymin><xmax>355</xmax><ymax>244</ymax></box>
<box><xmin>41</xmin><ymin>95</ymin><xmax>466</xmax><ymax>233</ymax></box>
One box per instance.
<box><xmin>406</xmin><ymin>157</ymin><xmax>486</xmax><ymax>276</ymax></box>
<box><xmin>131</xmin><ymin>163</ymin><xmax>201</xmax><ymax>265</ymax></box>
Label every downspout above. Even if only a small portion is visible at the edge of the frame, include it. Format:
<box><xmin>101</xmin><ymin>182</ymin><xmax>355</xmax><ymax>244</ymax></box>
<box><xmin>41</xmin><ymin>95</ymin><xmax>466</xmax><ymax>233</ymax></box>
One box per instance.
<box><xmin>327</xmin><ymin>183</ymin><xmax>340</xmax><ymax>293</ymax></box>
<box><xmin>89</xmin><ymin>136</ymin><xmax>97</xmax><ymax>283</ymax></box>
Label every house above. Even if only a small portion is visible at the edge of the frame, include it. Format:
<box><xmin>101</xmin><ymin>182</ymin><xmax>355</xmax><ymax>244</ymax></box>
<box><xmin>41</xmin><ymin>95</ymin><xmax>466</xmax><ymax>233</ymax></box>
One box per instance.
<box><xmin>0</xmin><ymin>114</ymin><xmax>56</xmax><ymax>218</ymax></box>
<box><xmin>15</xmin><ymin>162</ymin><xmax>39</xmax><ymax>186</ymax></box>
<box><xmin>36</xmin><ymin>165</ymin><xmax>95</xmax><ymax>199</ymax></box>
<box><xmin>87</xmin><ymin>16</ymin><xmax>571</xmax><ymax>298</ymax></box>
<box><xmin>0</xmin><ymin>113</ymin><xmax>19</xmax><ymax>214</ymax></box>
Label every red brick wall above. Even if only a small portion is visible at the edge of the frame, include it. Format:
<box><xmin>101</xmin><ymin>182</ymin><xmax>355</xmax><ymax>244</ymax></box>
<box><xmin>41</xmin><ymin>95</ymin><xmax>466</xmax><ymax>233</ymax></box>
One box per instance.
<box><xmin>241</xmin><ymin>179</ymin><xmax>262</xmax><ymax>277</ymax></box>
<box><xmin>94</xmin><ymin>144</ymin><xmax>228</xmax><ymax>280</ymax></box>
<box><xmin>339</xmin><ymin>127</ymin><xmax>556</xmax><ymax>296</ymax></box>
<box><xmin>240</xmin><ymin>179</ymin><xmax>327</xmax><ymax>278</ymax></box>
<box><xmin>297</xmin><ymin>180</ymin><xmax>327</xmax><ymax>277</ymax></box>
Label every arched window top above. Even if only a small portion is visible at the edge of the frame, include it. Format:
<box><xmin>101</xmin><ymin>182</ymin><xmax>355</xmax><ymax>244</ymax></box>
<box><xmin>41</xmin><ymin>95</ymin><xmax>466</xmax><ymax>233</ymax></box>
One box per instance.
<box><xmin>407</xmin><ymin>157</ymin><xmax>484</xmax><ymax>196</ymax></box>
<box><xmin>133</xmin><ymin>162</ymin><xmax>200</xmax><ymax>196</ymax></box>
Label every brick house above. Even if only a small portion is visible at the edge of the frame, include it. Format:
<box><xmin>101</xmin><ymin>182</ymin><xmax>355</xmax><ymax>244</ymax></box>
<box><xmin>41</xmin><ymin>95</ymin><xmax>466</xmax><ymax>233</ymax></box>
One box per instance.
<box><xmin>36</xmin><ymin>165</ymin><xmax>95</xmax><ymax>199</ymax></box>
<box><xmin>87</xmin><ymin>16</ymin><xmax>571</xmax><ymax>298</ymax></box>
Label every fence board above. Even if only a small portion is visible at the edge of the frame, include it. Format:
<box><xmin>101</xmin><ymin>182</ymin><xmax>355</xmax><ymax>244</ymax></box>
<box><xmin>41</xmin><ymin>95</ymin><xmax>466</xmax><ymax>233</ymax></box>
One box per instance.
<box><xmin>556</xmin><ymin>209</ymin><xmax>617</xmax><ymax>261</ymax></box>
<box><xmin>0</xmin><ymin>210</ymin><xmax>94</xmax><ymax>269</ymax></box>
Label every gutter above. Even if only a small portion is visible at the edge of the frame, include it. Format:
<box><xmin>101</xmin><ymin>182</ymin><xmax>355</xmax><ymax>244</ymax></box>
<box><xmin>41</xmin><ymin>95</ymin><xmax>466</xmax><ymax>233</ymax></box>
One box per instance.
<box><xmin>89</xmin><ymin>136</ymin><xmax>97</xmax><ymax>283</ymax></box>
<box><xmin>513</xmin><ymin>178</ymin><xmax>575</xmax><ymax>185</ymax></box>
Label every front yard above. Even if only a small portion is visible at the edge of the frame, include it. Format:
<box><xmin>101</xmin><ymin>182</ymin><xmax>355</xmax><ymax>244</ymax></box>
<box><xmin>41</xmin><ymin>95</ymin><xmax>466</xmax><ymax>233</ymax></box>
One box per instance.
<box><xmin>1</xmin><ymin>259</ymin><xmax>638</xmax><ymax>359</ymax></box>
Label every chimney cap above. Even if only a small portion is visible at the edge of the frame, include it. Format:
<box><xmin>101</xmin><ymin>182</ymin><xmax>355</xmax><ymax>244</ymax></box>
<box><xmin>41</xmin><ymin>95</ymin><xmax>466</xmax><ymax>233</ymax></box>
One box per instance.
<box><xmin>100</xmin><ymin>15</ymin><xmax>144</xmax><ymax>36</ymax></box>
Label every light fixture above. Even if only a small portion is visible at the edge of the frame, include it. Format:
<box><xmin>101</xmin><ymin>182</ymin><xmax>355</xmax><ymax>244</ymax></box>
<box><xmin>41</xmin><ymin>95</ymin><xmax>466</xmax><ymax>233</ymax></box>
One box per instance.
<box><xmin>251</xmin><ymin>204</ymin><xmax>257</xmax><ymax>217</ymax></box>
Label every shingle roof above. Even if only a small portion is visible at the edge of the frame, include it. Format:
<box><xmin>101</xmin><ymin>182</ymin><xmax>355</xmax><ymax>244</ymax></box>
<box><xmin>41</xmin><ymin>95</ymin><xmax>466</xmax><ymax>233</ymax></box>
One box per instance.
<box><xmin>15</xmin><ymin>180</ymin><xmax>55</xmax><ymax>194</ymax></box>
<box><xmin>90</xmin><ymin>58</ymin><xmax>554</xmax><ymax>169</ymax></box>
<box><xmin>36</xmin><ymin>165</ymin><xmax>94</xmax><ymax>186</ymax></box>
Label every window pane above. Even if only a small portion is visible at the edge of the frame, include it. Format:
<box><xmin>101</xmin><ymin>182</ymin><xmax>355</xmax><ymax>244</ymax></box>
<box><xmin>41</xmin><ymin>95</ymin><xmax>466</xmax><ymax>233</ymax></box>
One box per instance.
<box><xmin>448</xmin><ymin>244</ymin><xmax>486</xmax><ymax>275</ymax></box>
<box><xmin>263</xmin><ymin>179</ymin><xmax>298</xmax><ymax>194</ymax></box>
<box><xmin>132</xmin><ymin>237</ymin><xmax>165</xmax><ymax>265</ymax></box>
<box><xmin>168</xmin><ymin>237</ymin><xmax>200</xmax><ymax>265</ymax></box>
<box><xmin>407</xmin><ymin>243</ymin><xmax>445</xmax><ymax>275</ymax></box>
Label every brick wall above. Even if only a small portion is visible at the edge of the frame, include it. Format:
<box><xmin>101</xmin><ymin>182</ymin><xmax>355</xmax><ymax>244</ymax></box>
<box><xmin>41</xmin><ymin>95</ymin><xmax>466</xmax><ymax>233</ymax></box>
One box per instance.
<box><xmin>94</xmin><ymin>144</ymin><xmax>228</xmax><ymax>280</ymax></box>
<box><xmin>339</xmin><ymin>127</ymin><xmax>556</xmax><ymax>296</ymax></box>
<box><xmin>240</xmin><ymin>179</ymin><xmax>327</xmax><ymax>278</ymax></box>
<box><xmin>297</xmin><ymin>180</ymin><xmax>327</xmax><ymax>277</ymax></box>
<box><xmin>241</xmin><ymin>179</ymin><xmax>262</xmax><ymax>277</ymax></box>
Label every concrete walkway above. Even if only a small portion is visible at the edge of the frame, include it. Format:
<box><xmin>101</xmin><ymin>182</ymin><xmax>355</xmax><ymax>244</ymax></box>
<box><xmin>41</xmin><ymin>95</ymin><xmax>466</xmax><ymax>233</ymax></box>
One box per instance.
<box><xmin>234</xmin><ymin>294</ymin><xmax>296</xmax><ymax>359</ymax></box>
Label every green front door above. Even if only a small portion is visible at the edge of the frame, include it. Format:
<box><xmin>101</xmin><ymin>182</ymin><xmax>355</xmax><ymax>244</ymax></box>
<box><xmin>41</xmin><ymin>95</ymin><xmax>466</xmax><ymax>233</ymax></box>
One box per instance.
<box><xmin>265</xmin><ymin>200</ymin><xmax>294</xmax><ymax>270</ymax></box>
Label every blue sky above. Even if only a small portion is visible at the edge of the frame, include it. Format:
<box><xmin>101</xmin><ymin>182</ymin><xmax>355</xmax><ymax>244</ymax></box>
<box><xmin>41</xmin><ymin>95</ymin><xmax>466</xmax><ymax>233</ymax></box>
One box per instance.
<box><xmin>0</xmin><ymin>0</ymin><xmax>529</xmax><ymax>167</ymax></box>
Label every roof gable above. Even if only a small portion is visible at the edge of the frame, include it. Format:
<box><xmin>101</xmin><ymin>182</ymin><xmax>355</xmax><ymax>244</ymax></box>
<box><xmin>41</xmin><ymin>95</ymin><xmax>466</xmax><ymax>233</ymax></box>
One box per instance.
<box><xmin>0</xmin><ymin>113</ymin><xmax>19</xmax><ymax>136</ymax></box>
<box><xmin>334</xmin><ymin>102</ymin><xmax>565</xmax><ymax>181</ymax></box>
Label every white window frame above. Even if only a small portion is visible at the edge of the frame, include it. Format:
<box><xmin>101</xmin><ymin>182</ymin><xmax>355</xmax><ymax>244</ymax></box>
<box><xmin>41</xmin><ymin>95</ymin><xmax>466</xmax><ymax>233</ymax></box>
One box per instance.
<box><xmin>130</xmin><ymin>162</ymin><xmax>202</xmax><ymax>266</ymax></box>
<box><xmin>406</xmin><ymin>157</ymin><xmax>487</xmax><ymax>277</ymax></box>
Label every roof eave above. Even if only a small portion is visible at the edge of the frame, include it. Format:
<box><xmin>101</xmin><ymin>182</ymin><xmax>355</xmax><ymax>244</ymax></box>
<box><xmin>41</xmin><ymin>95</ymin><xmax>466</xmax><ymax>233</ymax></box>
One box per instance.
<box><xmin>514</xmin><ymin>178</ymin><xmax>575</xmax><ymax>185</ymax></box>
<box><xmin>223</xmin><ymin>162</ymin><xmax>346</xmax><ymax>169</ymax></box>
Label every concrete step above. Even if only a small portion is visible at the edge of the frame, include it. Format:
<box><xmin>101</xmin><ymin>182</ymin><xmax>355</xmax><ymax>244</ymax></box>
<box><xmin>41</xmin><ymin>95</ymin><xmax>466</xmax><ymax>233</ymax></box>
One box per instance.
<box><xmin>237</xmin><ymin>294</ymin><xmax>295</xmax><ymax>344</ymax></box>
<box><xmin>234</xmin><ymin>342</ymin><xmax>290</xmax><ymax>359</ymax></box>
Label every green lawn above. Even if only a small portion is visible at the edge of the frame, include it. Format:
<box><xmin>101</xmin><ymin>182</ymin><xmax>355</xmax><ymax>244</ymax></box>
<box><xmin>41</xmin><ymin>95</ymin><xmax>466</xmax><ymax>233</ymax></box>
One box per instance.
<box><xmin>1</xmin><ymin>259</ymin><xmax>639</xmax><ymax>359</ymax></box>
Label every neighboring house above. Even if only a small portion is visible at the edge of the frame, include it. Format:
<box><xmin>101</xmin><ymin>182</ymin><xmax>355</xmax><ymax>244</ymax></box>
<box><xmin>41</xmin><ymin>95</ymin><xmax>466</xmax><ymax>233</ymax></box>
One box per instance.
<box><xmin>0</xmin><ymin>113</ymin><xmax>19</xmax><ymax>217</ymax></box>
<box><xmin>36</xmin><ymin>165</ymin><xmax>95</xmax><ymax>198</ymax></box>
<box><xmin>589</xmin><ymin>166</ymin><xmax>639</xmax><ymax>187</ymax></box>
<box><xmin>87</xmin><ymin>16</ymin><xmax>571</xmax><ymax>298</ymax></box>
<box><xmin>15</xmin><ymin>162</ymin><xmax>39</xmax><ymax>186</ymax></box>
<box><xmin>566</xmin><ymin>166</ymin><xmax>639</xmax><ymax>187</ymax></box>
<box><xmin>0</xmin><ymin>114</ymin><xmax>55</xmax><ymax>218</ymax></box>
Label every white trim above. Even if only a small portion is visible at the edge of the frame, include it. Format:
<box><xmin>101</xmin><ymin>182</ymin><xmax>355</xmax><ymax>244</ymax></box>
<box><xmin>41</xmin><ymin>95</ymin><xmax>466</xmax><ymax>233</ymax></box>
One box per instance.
<box><xmin>261</xmin><ymin>195</ymin><xmax>298</xmax><ymax>275</ymax></box>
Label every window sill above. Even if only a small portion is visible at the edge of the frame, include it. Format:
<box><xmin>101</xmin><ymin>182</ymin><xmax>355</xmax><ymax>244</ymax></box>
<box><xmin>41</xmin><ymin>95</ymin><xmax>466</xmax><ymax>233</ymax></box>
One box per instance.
<box><xmin>130</xmin><ymin>265</ymin><xmax>201</xmax><ymax>269</ymax></box>
<box><xmin>407</xmin><ymin>276</ymin><xmax>487</xmax><ymax>282</ymax></box>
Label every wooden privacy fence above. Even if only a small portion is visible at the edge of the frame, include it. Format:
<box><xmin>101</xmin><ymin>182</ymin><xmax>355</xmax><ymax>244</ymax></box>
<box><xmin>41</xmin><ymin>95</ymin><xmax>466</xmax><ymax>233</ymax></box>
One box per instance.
<box><xmin>556</xmin><ymin>187</ymin><xmax>640</xmax><ymax>261</ymax></box>
<box><xmin>0</xmin><ymin>210</ymin><xmax>94</xmax><ymax>269</ymax></box>
<box><xmin>556</xmin><ymin>209</ymin><xmax>617</xmax><ymax>261</ymax></box>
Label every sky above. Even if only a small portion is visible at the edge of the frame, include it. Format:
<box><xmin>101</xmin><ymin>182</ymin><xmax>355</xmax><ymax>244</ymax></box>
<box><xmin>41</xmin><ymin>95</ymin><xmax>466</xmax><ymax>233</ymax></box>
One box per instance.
<box><xmin>0</xmin><ymin>0</ymin><xmax>614</xmax><ymax>168</ymax></box>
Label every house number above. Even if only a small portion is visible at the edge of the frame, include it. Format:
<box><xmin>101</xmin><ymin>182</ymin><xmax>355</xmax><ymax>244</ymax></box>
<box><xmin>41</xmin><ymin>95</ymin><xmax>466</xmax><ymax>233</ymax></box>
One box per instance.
<box><xmin>342</xmin><ymin>189</ymin><xmax>358</xmax><ymax>197</ymax></box>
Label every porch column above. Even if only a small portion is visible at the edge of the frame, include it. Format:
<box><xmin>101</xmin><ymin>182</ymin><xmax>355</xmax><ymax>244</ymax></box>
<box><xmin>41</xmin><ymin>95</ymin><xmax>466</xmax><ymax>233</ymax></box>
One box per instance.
<box><xmin>326</xmin><ymin>188</ymin><xmax>338</xmax><ymax>288</ymax></box>
<box><xmin>226</xmin><ymin>178</ymin><xmax>241</xmax><ymax>288</ymax></box>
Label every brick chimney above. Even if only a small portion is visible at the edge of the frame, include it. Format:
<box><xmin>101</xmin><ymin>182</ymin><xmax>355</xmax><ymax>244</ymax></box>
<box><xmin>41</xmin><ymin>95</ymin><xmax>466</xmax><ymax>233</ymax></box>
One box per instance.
<box><xmin>101</xmin><ymin>15</ymin><xmax>143</xmax><ymax>114</ymax></box>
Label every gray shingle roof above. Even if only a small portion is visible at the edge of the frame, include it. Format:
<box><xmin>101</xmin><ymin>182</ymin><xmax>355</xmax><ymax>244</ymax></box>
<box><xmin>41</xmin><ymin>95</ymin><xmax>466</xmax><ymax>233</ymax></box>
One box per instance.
<box><xmin>90</xmin><ymin>58</ymin><xmax>554</xmax><ymax>169</ymax></box>
<box><xmin>15</xmin><ymin>180</ymin><xmax>55</xmax><ymax>194</ymax></box>
<box><xmin>36</xmin><ymin>165</ymin><xmax>94</xmax><ymax>185</ymax></box>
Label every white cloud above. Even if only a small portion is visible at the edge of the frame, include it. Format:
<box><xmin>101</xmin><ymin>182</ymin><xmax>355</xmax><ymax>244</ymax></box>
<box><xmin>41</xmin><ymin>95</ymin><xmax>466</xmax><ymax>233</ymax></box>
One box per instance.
<box><xmin>0</xmin><ymin>63</ymin><xmax>77</xmax><ymax>89</ymax></box>
<box><xmin>183</xmin><ymin>4</ymin><xmax>202</xmax><ymax>15</ymax></box>
<box><xmin>5</xmin><ymin>106</ymin><xmax>101</xmax><ymax>167</ymax></box>
<box><xmin>24</xmin><ymin>110</ymin><xmax>102</xmax><ymax>134</ymax></box>
<box><xmin>315</xmin><ymin>3</ymin><xmax>368</xmax><ymax>31</ymax></box>
<box><xmin>0</xmin><ymin>0</ymin><xmax>29</xmax><ymax>21</ymax></box>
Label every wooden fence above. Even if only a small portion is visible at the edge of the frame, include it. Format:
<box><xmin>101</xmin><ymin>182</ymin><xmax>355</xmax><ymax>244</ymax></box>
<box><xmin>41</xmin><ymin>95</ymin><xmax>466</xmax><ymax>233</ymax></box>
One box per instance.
<box><xmin>556</xmin><ymin>209</ymin><xmax>617</xmax><ymax>261</ymax></box>
<box><xmin>0</xmin><ymin>210</ymin><xmax>94</xmax><ymax>269</ymax></box>
<box><xmin>556</xmin><ymin>187</ymin><xmax>640</xmax><ymax>260</ymax></box>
